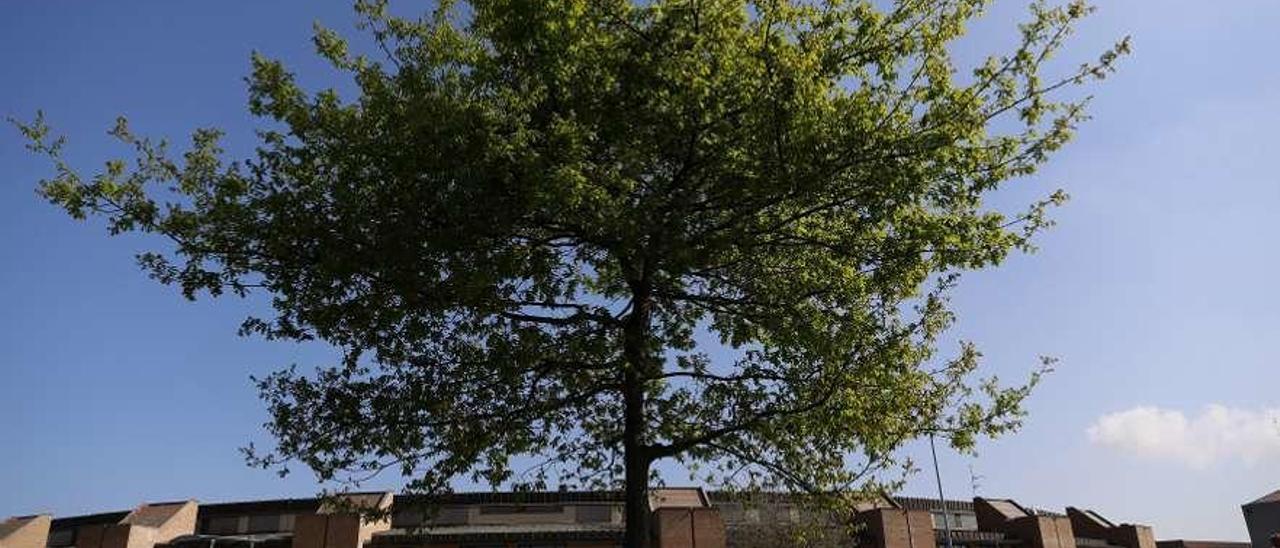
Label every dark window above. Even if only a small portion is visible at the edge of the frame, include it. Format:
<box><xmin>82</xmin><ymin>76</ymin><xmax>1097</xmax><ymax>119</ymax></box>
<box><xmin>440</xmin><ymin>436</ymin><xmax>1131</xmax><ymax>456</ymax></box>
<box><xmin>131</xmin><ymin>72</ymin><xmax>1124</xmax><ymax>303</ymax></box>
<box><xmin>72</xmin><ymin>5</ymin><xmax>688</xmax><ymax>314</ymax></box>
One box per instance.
<box><xmin>576</xmin><ymin>505</ymin><xmax>614</xmax><ymax>523</ymax></box>
<box><xmin>478</xmin><ymin>505</ymin><xmax>564</xmax><ymax>515</ymax></box>
<box><xmin>247</xmin><ymin>514</ymin><xmax>281</xmax><ymax>533</ymax></box>
<box><xmin>428</xmin><ymin>506</ymin><xmax>469</xmax><ymax>525</ymax></box>
<box><xmin>206</xmin><ymin>516</ymin><xmax>241</xmax><ymax>535</ymax></box>
<box><xmin>391</xmin><ymin>509</ymin><xmax>423</xmax><ymax>528</ymax></box>
<box><xmin>47</xmin><ymin>529</ymin><xmax>74</xmax><ymax>547</ymax></box>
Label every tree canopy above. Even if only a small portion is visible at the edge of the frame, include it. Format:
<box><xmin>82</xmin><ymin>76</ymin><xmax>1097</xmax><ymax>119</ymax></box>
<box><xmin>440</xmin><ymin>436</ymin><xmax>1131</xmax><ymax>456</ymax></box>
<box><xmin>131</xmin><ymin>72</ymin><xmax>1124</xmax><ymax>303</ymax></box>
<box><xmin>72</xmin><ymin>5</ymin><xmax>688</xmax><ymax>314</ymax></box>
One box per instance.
<box><xmin>17</xmin><ymin>0</ymin><xmax>1126</xmax><ymax>545</ymax></box>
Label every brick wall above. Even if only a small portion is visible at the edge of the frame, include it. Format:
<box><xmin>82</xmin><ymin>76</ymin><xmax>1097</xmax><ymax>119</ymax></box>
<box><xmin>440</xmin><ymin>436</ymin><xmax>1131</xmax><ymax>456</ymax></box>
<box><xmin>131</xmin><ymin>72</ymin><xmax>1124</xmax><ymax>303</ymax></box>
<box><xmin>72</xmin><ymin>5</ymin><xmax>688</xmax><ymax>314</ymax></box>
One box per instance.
<box><xmin>857</xmin><ymin>508</ymin><xmax>935</xmax><ymax>548</ymax></box>
<box><xmin>653</xmin><ymin>507</ymin><xmax>727</xmax><ymax>548</ymax></box>
<box><xmin>0</xmin><ymin>515</ymin><xmax>51</xmax><ymax>548</ymax></box>
<box><xmin>1108</xmin><ymin>524</ymin><xmax>1156</xmax><ymax>548</ymax></box>
<box><xmin>295</xmin><ymin>512</ymin><xmax>394</xmax><ymax>548</ymax></box>
<box><xmin>1004</xmin><ymin>516</ymin><xmax>1076</xmax><ymax>548</ymax></box>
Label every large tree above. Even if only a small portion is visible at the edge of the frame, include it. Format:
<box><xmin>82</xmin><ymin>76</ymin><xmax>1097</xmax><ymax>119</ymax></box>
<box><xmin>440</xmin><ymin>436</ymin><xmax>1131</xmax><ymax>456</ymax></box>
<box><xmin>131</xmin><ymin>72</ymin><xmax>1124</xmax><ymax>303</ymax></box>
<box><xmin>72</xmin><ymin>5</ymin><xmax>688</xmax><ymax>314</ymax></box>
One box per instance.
<box><xmin>18</xmin><ymin>0</ymin><xmax>1125</xmax><ymax>545</ymax></box>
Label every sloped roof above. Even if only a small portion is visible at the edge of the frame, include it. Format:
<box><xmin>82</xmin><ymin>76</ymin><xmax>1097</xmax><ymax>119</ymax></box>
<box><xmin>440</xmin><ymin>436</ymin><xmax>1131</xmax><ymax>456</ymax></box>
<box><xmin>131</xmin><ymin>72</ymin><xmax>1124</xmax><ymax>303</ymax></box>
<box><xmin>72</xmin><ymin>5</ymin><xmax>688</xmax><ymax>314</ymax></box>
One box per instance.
<box><xmin>1085</xmin><ymin>509</ymin><xmax>1116</xmax><ymax>528</ymax></box>
<box><xmin>1245</xmin><ymin>489</ymin><xmax>1280</xmax><ymax>507</ymax></box>
<box><xmin>0</xmin><ymin>515</ymin><xmax>49</xmax><ymax>539</ymax></box>
<box><xmin>992</xmin><ymin>499</ymin><xmax>1033</xmax><ymax>520</ymax></box>
<box><xmin>1069</xmin><ymin>506</ymin><xmax>1119</xmax><ymax>532</ymax></box>
<box><xmin>122</xmin><ymin>502</ymin><xmax>192</xmax><ymax>528</ymax></box>
<box><xmin>0</xmin><ymin>517</ymin><xmax>31</xmax><ymax>539</ymax></box>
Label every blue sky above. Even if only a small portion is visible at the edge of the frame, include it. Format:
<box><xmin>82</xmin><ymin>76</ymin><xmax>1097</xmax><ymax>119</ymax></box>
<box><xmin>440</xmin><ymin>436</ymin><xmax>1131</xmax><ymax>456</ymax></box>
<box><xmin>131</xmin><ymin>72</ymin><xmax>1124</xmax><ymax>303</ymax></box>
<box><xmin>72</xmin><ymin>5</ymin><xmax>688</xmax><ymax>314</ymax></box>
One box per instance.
<box><xmin>2</xmin><ymin>1</ymin><xmax>1278</xmax><ymax>541</ymax></box>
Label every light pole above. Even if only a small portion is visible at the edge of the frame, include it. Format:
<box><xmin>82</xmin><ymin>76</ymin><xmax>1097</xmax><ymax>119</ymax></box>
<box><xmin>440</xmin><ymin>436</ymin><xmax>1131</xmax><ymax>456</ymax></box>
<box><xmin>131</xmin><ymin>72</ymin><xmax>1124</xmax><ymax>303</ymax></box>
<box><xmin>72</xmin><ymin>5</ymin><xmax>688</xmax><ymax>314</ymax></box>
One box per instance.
<box><xmin>931</xmin><ymin>435</ymin><xmax>954</xmax><ymax>548</ymax></box>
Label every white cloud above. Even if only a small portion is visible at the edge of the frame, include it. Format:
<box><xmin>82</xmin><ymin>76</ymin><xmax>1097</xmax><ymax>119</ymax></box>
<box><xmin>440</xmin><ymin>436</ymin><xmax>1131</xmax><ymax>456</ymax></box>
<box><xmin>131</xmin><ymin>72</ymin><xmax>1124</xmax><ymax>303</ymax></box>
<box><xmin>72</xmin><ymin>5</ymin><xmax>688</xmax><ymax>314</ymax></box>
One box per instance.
<box><xmin>1087</xmin><ymin>405</ymin><xmax>1280</xmax><ymax>468</ymax></box>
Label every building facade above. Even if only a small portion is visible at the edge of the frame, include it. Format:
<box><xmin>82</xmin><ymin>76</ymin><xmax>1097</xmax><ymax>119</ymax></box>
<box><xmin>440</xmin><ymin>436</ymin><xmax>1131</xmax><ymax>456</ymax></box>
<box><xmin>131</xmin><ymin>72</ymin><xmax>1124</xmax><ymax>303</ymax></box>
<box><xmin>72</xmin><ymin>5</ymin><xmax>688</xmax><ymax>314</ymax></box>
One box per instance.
<box><xmin>1</xmin><ymin>489</ymin><xmax>1243</xmax><ymax>548</ymax></box>
<box><xmin>1242</xmin><ymin>490</ymin><xmax>1280</xmax><ymax>548</ymax></box>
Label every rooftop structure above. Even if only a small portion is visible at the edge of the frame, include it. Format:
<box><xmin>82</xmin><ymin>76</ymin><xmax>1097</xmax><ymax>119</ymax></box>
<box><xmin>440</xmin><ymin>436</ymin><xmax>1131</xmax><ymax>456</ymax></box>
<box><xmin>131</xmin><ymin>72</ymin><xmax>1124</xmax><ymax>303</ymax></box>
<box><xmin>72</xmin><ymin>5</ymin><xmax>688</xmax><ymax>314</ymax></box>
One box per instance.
<box><xmin>2</xmin><ymin>489</ymin><xmax>1244</xmax><ymax>548</ymax></box>
<box><xmin>1243</xmin><ymin>489</ymin><xmax>1280</xmax><ymax>548</ymax></box>
<box><xmin>0</xmin><ymin>514</ymin><xmax>51</xmax><ymax>548</ymax></box>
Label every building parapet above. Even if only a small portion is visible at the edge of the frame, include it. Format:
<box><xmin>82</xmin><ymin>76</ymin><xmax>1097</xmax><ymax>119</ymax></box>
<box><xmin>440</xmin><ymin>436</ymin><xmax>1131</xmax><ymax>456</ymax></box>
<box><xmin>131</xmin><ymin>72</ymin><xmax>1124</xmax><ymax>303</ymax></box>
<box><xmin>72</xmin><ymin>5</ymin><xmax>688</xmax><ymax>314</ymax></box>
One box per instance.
<box><xmin>5</xmin><ymin>488</ymin><xmax>1219</xmax><ymax>548</ymax></box>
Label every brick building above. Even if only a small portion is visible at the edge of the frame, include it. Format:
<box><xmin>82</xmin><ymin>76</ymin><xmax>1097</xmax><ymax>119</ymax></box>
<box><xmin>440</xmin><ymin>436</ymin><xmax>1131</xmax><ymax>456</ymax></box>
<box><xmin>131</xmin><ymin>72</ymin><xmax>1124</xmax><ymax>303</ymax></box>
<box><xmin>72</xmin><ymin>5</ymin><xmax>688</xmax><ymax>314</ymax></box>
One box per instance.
<box><xmin>0</xmin><ymin>489</ymin><xmax>1245</xmax><ymax>548</ymax></box>
<box><xmin>713</xmin><ymin>492</ymin><xmax>1200</xmax><ymax>548</ymax></box>
<box><xmin>1242</xmin><ymin>490</ymin><xmax>1280</xmax><ymax>548</ymax></box>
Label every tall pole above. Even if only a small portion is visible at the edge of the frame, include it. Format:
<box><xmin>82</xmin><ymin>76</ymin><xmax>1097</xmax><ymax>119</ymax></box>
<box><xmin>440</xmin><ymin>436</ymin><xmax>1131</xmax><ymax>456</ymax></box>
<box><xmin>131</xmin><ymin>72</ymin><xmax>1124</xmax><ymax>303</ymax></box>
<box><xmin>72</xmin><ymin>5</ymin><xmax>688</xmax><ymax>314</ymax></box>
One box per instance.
<box><xmin>931</xmin><ymin>435</ymin><xmax>954</xmax><ymax>548</ymax></box>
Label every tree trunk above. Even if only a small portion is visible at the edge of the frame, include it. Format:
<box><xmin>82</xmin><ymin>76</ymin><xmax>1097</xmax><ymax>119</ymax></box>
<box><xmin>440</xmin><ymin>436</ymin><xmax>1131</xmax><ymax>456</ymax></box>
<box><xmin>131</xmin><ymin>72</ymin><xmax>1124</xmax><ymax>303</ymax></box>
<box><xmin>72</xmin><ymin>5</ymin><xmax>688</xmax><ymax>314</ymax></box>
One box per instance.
<box><xmin>622</xmin><ymin>268</ymin><xmax>654</xmax><ymax>548</ymax></box>
<box><xmin>624</xmin><ymin>366</ymin><xmax>651</xmax><ymax>548</ymax></box>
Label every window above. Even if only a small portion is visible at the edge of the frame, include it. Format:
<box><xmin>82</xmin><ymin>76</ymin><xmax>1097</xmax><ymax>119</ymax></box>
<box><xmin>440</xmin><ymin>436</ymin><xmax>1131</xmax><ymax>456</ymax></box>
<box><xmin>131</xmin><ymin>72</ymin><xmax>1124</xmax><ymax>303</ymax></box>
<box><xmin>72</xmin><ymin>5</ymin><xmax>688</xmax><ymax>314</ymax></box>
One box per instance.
<box><xmin>205</xmin><ymin>516</ymin><xmax>242</xmax><ymax>535</ymax></box>
<box><xmin>391</xmin><ymin>509</ymin><xmax>423</xmax><ymax>528</ymax></box>
<box><xmin>427</xmin><ymin>506</ymin><xmax>470</xmax><ymax>525</ymax></box>
<box><xmin>248</xmin><ymin>514</ymin><xmax>281</xmax><ymax>533</ymax></box>
<box><xmin>47</xmin><ymin>529</ymin><xmax>74</xmax><ymax>547</ymax></box>
<box><xmin>576</xmin><ymin>505</ymin><xmax>615</xmax><ymax>523</ymax></box>
<box><xmin>479</xmin><ymin>505</ymin><xmax>564</xmax><ymax>515</ymax></box>
<box><xmin>931</xmin><ymin>512</ymin><xmax>977</xmax><ymax>531</ymax></box>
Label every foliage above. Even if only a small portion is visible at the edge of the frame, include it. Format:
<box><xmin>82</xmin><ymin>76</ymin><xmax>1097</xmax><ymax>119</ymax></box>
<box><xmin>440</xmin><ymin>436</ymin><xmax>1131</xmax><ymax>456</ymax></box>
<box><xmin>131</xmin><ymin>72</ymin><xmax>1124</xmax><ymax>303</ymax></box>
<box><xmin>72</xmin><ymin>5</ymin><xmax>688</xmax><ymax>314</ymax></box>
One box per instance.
<box><xmin>17</xmin><ymin>0</ymin><xmax>1125</xmax><ymax>544</ymax></box>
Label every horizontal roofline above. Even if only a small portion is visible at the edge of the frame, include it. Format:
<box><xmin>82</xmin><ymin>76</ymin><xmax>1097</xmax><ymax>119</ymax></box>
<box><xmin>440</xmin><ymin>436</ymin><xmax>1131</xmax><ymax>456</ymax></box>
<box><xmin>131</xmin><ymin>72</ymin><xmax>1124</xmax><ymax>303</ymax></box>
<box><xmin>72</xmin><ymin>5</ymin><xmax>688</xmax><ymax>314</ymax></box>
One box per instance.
<box><xmin>394</xmin><ymin>491</ymin><xmax>626</xmax><ymax>506</ymax></box>
<box><xmin>41</xmin><ymin>490</ymin><xmax>1082</xmax><ymax>523</ymax></box>
<box><xmin>50</xmin><ymin>511</ymin><xmax>130</xmax><ymax>529</ymax></box>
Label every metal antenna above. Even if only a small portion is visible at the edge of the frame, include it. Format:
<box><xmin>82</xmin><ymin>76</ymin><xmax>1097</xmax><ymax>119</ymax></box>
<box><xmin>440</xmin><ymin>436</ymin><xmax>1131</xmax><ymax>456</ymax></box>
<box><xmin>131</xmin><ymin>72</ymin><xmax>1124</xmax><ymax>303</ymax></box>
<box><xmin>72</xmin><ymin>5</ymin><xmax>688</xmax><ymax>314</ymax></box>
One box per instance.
<box><xmin>931</xmin><ymin>435</ymin><xmax>954</xmax><ymax>548</ymax></box>
<box><xmin>969</xmin><ymin>464</ymin><xmax>984</xmax><ymax>499</ymax></box>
